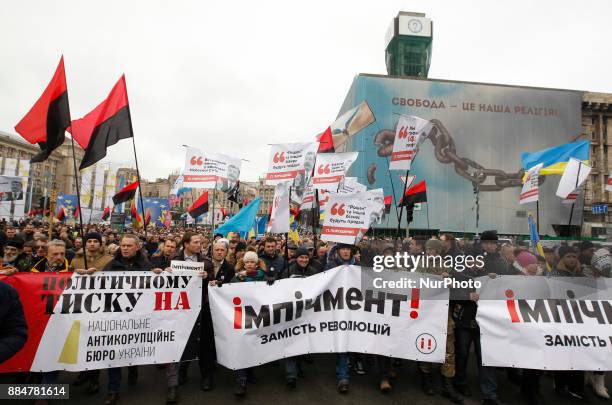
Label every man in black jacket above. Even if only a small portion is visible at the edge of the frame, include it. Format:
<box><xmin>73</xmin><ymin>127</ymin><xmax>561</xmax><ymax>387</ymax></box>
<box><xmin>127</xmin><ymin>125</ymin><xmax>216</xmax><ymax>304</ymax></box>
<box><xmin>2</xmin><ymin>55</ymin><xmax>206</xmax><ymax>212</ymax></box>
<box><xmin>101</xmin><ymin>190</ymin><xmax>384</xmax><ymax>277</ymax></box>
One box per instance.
<box><xmin>101</xmin><ymin>234</ymin><xmax>153</xmax><ymax>405</ymax></box>
<box><xmin>171</xmin><ymin>232</ymin><xmax>213</xmax><ymax>398</ymax></box>
<box><xmin>202</xmin><ymin>240</ymin><xmax>234</xmax><ymax>391</ymax></box>
<box><xmin>259</xmin><ymin>237</ymin><xmax>285</xmax><ymax>280</ymax></box>
<box><xmin>453</xmin><ymin>231</ymin><xmax>507</xmax><ymax>405</ymax></box>
<box><xmin>282</xmin><ymin>247</ymin><xmax>317</xmax><ymax>389</ymax></box>
<box><xmin>0</xmin><ymin>281</ymin><xmax>27</xmax><ymax>365</ymax></box>
<box><xmin>150</xmin><ymin>239</ymin><xmax>178</xmax><ymax>270</ymax></box>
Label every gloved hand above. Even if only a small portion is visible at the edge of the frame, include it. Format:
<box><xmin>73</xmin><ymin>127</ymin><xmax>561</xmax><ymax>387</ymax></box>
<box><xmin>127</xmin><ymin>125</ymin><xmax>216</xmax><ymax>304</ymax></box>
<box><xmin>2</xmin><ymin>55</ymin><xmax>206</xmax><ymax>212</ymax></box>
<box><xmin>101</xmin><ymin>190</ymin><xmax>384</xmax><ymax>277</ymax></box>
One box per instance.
<box><xmin>265</xmin><ymin>274</ymin><xmax>276</xmax><ymax>286</ymax></box>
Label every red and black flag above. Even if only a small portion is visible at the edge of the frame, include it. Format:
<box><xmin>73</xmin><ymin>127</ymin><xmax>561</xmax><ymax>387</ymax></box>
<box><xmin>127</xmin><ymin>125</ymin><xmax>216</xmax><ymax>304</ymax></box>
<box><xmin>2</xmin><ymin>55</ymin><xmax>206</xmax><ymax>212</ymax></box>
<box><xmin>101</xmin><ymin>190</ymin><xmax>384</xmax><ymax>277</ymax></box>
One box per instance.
<box><xmin>112</xmin><ymin>180</ymin><xmax>139</xmax><ymax>205</ymax></box>
<box><xmin>69</xmin><ymin>75</ymin><xmax>133</xmax><ymax>170</ymax></box>
<box><xmin>399</xmin><ymin>180</ymin><xmax>427</xmax><ymax>207</ymax></box>
<box><xmin>384</xmin><ymin>195</ymin><xmax>393</xmax><ymax>214</ymax></box>
<box><xmin>15</xmin><ymin>57</ymin><xmax>71</xmax><ymax>163</ymax></box>
<box><xmin>73</xmin><ymin>205</ymin><xmax>80</xmax><ymax>219</ymax></box>
<box><xmin>56</xmin><ymin>206</ymin><xmax>66</xmax><ymax>221</ymax></box>
<box><xmin>144</xmin><ymin>210</ymin><xmax>151</xmax><ymax>227</ymax></box>
<box><xmin>317</xmin><ymin>127</ymin><xmax>335</xmax><ymax>153</ymax></box>
<box><xmin>101</xmin><ymin>206</ymin><xmax>111</xmax><ymax>220</ymax></box>
<box><xmin>188</xmin><ymin>191</ymin><xmax>209</xmax><ymax>218</ymax></box>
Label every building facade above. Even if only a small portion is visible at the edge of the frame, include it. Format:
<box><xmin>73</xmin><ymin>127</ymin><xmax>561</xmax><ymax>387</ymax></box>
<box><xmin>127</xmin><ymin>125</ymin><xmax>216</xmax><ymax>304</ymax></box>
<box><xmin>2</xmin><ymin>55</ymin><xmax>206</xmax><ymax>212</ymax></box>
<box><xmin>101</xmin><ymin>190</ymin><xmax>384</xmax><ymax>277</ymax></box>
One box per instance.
<box><xmin>0</xmin><ymin>131</ymin><xmax>84</xmax><ymax>212</ymax></box>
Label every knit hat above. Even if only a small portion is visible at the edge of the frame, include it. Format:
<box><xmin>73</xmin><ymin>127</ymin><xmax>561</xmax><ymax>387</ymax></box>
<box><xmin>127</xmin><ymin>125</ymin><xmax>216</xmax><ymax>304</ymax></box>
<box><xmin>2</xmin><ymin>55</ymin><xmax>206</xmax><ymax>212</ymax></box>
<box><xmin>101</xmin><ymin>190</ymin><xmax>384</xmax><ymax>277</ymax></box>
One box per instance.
<box><xmin>243</xmin><ymin>251</ymin><xmax>258</xmax><ymax>263</ymax></box>
<box><xmin>480</xmin><ymin>230</ymin><xmax>498</xmax><ymax>241</ymax></box>
<box><xmin>579</xmin><ymin>240</ymin><xmax>595</xmax><ymax>252</ymax></box>
<box><xmin>425</xmin><ymin>239</ymin><xmax>444</xmax><ymax>255</ymax></box>
<box><xmin>5</xmin><ymin>238</ymin><xmax>24</xmax><ymax>250</ymax></box>
<box><xmin>336</xmin><ymin>243</ymin><xmax>354</xmax><ymax>251</ymax></box>
<box><xmin>558</xmin><ymin>245</ymin><xmax>577</xmax><ymax>259</ymax></box>
<box><xmin>295</xmin><ymin>246</ymin><xmax>309</xmax><ymax>258</ymax></box>
<box><xmin>516</xmin><ymin>251</ymin><xmax>537</xmax><ymax>268</ymax></box>
<box><xmin>591</xmin><ymin>248</ymin><xmax>612</xmax><ymax>274</ymax></box>
<box><xmin>84</xmin><ymin>232</ymin><xmax>103</xmax><ymax>244</ymax></box>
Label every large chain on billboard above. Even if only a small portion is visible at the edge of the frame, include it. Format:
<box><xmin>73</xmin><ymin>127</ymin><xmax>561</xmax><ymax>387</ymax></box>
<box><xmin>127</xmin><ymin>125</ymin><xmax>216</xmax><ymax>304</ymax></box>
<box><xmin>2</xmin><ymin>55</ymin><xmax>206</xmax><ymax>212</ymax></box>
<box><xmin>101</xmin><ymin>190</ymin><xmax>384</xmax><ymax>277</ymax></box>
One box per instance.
<box><xmin>374</xmin><ymin>120</ymin><xmax>542</xmax><ymax>192</ymax></box>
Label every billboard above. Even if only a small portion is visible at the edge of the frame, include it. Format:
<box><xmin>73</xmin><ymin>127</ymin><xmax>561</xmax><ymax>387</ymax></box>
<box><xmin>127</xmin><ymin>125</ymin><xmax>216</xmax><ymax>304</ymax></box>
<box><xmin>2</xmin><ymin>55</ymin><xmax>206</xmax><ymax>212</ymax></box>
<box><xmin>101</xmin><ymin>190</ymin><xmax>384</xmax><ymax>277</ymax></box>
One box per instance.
<box><xmin>339</xmin><ymin>75</ymin><xmax>583</xmax><ymax>234</ymax></box>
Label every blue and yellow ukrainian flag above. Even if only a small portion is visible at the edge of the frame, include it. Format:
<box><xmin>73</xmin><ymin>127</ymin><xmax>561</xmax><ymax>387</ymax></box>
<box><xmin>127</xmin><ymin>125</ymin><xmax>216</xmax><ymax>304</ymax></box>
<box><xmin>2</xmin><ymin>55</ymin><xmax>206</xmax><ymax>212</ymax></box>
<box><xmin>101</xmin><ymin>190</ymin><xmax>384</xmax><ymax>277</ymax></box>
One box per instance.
<box><xmin>528</xmin><ymin>213</ymin><xmax>549</xmax><ymax>272</ymax></box>
<box><xmin>521</xmin><ymin>140</ymin><xmax>590</xmax><ymax>176</ymax></box>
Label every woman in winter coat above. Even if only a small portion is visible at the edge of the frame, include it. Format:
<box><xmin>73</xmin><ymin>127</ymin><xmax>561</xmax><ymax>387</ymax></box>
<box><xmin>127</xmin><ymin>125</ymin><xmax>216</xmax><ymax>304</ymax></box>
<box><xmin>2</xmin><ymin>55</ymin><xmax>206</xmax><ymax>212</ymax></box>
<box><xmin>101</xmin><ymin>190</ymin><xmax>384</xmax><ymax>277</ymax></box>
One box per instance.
<box><xmin>231</xmin><ymin>251</ymin><xmax>266</xmax><ymax>397</ymax></box>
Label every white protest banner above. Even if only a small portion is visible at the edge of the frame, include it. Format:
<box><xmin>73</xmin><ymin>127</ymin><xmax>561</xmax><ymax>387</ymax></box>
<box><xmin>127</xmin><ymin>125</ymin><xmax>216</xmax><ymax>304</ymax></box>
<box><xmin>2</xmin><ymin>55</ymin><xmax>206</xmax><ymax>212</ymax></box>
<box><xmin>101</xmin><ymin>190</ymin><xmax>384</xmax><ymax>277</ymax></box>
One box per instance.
<box><xmin>312</xmin><ymin>152</ymin><xmax>359</xmax><ymax>190</ymax></box>
<box><xmin>184</xmin><ymin>147</ymin><xmax>241</xmax><ymax>190</ymax></box>
<box><xmin>206</xmin><ymin>152</ymin><xmax>242</xmax><ymax>192</ymax></box>
<box><xmin>209</xmin><ymin>266</ymin><xmax>449</xmax><ymax>370</ymax></box>
<box><xmin>183</xmin><ymin>147</ymin><xmax>206</xmax><ymax>187</ymax></box>
<box><xmin>519</xmin><ymin>163</ymin><xmax>543</xmax><ymax>204</ymax></box>
<box><xmin>171</xmin><ymin>260</ymin><xmax>205</xmax><ymax>272</ymax></box>
<box><xmin>556</xmin><ymin>158</ymin><xmax>591</xmax><ymax>199</ymax></box>
<box><xmin>389</xmin><ymin>115</ymin><xmax>431</xmax><ymax>171</ymax></box>
<box><xmin>321</xmin><ymin>192</ymin><xmax>373</xmax><ymax>244</ymax></box>
<box><xmin>267</xmin><ymin>183</ymin><xmax>290</xmax><ymax>233</ymax></box>
<box><xmin>265</xmin><ymin>142</ymin><xmax>318</xmax><ymax>186</ymax></box>
<box><xmin>338</xmin><ymin>177</ymin><xmax>367</xmax><ymax>194</ymax></box>
<box><xmin>0</xmin><ymin>271</ymin><xmax>202</xmax><ymax>372</ymax></box>
<box><xmin>476</xmin><ymin>275</ymin><xmax>612</xmax><ymax>371</ymax></box>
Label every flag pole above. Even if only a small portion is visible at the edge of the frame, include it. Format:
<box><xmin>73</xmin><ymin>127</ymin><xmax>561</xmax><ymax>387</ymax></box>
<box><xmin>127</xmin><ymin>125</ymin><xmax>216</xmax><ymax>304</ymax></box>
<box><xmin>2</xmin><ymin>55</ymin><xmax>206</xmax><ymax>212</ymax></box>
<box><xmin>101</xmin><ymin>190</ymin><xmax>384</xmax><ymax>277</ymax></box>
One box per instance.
<box><xmin>63</xmin><ymin>64</ymin><xmax>89</xmax><ymax>269</ymax></box>
<box><xmin>396</xmin><ymin>168</ymin><xmax>410</xmax><ymax>239</ymax></box>
<box><xmin>567</xmin><ymin>163</ymin><xmax>582</xmax><ymax>237</ymax></box>
<box><xmin>384</xmin><ymin>157</ymin><xmax>400</xmax><ymax>219</ymax></box>
<box><xmin>285</xmin><ymin>187</ymin><xmax>291</xmax><ymax>265</ymax></box>
<box><xmin>211</xmin><ymin>184</ymin><xmax>217</xmax><ymax>232</ymax></box>
<box><xmin>312</xmin><ymin>189</ymin><xmax>319</xmax><ymax>249</ymax></box>
<box><xmin>426</xmin><ymin>202</ymin><xmax>430</xmax><ymax>232</ymax></box>
<box><xmin>473</xmin><ymin>183</ymin><xmax>480</xmax><ymax>235</ymax></box>
<box><xmin>68</xmin><ymin>135</ymin><xmax>88</xmax><ymax>270</ymax></box>
<box><xmin>124</xmin><ymin>76</ymin><xmax>147</xmax><ymax>239</ymax></box>
<box><xmin>536</xmin><ymin>201</ymin><xmax>540</xmax><ymax>234</ymax></box>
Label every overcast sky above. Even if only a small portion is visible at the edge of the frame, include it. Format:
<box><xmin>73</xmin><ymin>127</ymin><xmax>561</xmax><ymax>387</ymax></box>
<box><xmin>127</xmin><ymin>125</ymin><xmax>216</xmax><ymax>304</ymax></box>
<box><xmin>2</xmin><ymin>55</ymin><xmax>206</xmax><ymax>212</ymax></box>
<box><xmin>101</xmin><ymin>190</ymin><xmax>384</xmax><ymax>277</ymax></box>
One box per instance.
<box><xmin>1</xmin><ymin>0</ymin><xmax>610</xmax><ymax>182</ymax></box>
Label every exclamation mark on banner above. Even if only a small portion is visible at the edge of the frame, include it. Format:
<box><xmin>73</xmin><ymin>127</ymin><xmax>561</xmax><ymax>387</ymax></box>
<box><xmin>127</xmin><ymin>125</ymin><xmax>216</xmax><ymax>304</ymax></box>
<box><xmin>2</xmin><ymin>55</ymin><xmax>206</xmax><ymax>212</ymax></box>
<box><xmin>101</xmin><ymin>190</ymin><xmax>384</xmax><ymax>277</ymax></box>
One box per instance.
<box><xmin>58</xmin><ymin>320</ymin><xmax>81</xmax><ymax>364</ymax></box>
<box><xmin>410</xmin><ymin>288</ymin><xmax>420</xmax><ymax>319</ymax></box>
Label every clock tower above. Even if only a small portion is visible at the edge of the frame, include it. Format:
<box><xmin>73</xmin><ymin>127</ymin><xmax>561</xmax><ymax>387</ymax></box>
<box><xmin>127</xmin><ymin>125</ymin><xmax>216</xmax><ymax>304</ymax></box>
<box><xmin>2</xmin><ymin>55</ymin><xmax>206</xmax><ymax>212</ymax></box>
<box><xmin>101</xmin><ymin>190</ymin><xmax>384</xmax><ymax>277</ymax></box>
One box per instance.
<box><xmin>385</xmin><ymin>12</ymin><xmax>433</xmax><ymax>78</ymax></box>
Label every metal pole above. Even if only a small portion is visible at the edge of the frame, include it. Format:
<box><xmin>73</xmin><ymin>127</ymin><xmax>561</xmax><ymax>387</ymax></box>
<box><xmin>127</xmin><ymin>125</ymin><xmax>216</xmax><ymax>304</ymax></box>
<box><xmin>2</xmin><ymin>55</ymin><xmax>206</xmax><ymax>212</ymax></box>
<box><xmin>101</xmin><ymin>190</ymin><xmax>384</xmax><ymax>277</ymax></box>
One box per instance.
<box><xmin>125</xmin><ymin>76</ymin><xmax>147</xmax><ymax>239</ymax></box>
<box><xmin>396</xmin><ymin>169</ymin><xmax>410</xmax><ymax>239</ymax></box>
<box><xmin>536</xmin><ymin>201</ymin><xmax>540</xmax><ymax>234</ymax></box>
<box><xmin>62</xmin><ymin>63</ymin><xmax>88</xmax><ymax>269</ymax></box>
<box><xmin>211</xmin><ymin>184</ymin><xmax>216</xmax><ymax>232</ymax></box>
<box><xmin>384</xmin><ymin>157</ymin><xmax>400</xmax><ymax>219</ymax></box>
<box><xmin>567</xmin><ymin>162</ymin><xmax>582</xmax><ymax>236</ymax></box>
<box><xmin>312</xmin><ymin>189</ymin><xmax>319</xmax><ymax>248</ymax></box>
<box><xmin>69</xmin><ymin>136</ymin><xmax>88</xmax><ymax>270</ymax></box>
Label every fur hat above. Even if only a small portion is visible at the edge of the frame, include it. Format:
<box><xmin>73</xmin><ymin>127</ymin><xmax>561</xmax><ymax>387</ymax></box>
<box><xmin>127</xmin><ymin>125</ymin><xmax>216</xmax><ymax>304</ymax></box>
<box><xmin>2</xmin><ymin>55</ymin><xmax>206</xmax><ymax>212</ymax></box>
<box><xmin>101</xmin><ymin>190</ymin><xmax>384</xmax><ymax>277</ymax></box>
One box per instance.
<box><xmin>243</xmin><ymin>251</ymin><xmax>258</xmax><ymax>263</ymax></box>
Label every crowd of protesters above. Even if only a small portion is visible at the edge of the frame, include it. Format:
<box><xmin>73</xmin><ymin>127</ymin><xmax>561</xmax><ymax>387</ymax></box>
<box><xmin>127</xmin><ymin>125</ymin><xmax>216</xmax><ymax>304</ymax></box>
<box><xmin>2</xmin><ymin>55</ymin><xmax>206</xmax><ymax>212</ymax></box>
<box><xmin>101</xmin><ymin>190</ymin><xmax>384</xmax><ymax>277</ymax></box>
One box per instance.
<box><xmin>0</xmin><ymin>218</ymin><xmax>610</xmax><ymax>405</ymax></box>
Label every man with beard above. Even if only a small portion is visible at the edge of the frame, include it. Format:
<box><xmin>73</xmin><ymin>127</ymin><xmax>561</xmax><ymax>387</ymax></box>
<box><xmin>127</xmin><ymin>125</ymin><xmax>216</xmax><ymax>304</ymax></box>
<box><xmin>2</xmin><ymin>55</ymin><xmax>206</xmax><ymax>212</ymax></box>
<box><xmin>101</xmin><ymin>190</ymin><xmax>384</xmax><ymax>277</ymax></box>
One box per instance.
<box><xmin>1</xmin><ymin>239</ymin><xmax>31</xmax><ymax>273</ymax></box>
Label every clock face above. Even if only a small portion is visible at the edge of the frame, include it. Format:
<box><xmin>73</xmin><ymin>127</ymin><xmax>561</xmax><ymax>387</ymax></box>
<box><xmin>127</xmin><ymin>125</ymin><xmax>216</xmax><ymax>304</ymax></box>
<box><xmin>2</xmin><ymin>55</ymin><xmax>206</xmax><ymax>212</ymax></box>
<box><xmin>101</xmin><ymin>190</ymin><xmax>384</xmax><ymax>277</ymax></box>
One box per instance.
<box><xmin>408</xmin><ymin>18</ymin><xmax>423</xmax><ymax>33</ymax></box>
